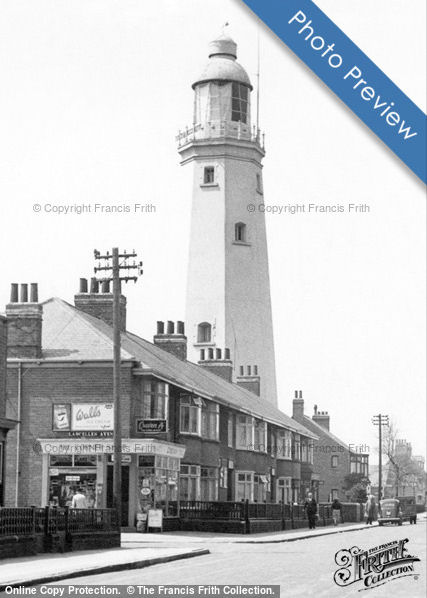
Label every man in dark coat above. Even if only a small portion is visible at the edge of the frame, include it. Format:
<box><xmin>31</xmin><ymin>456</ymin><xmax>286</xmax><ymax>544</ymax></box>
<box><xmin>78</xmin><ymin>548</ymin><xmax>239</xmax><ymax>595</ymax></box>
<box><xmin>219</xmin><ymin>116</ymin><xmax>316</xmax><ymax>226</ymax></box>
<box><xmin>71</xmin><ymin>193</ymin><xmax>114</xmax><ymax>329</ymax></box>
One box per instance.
<box><xmin>304</xmin><ymin>492</ymin><xmax>317</xmax><ymax>529</ymax></box>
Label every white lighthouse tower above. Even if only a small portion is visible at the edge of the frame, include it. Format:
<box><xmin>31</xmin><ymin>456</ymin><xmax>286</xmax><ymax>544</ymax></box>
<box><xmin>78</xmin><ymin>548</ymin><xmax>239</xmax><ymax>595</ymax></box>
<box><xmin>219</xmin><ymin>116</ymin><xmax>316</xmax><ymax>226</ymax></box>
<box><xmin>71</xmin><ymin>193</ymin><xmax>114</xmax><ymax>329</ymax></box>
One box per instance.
<box><xmin>178</xmin><ymin>32</ymin><xmax>278</xmax><ymax>405</ymax></box>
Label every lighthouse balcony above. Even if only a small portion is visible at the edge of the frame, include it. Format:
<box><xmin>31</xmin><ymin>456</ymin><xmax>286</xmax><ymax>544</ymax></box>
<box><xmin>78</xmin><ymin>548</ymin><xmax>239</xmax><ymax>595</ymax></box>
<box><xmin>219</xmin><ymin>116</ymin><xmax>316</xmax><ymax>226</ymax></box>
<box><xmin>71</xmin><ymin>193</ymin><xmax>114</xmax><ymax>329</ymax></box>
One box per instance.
<box><xmin>176</xmin><ymin>121</ymin><xmax>265</xmax><ymax>150</ymax></box>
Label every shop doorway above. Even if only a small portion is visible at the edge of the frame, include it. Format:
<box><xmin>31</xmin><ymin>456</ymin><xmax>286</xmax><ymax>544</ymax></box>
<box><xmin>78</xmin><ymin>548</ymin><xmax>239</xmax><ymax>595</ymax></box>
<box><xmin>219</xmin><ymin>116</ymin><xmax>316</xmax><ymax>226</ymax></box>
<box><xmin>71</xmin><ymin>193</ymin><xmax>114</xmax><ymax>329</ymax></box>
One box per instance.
<box><xmin>107</xmin><ymin>464</ymin><xmax>129</xmax><ymax>526</ymax></box>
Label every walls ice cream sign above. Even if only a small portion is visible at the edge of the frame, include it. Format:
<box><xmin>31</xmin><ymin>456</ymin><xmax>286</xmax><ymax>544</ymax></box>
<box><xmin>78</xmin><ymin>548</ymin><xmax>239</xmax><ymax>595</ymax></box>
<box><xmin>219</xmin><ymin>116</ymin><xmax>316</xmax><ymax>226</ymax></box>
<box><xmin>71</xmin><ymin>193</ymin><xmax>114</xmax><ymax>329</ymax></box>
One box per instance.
<box><xmin>71</xmin><ymin>403</ymin><xmax>114</xmax><ymax>431</ymax></box>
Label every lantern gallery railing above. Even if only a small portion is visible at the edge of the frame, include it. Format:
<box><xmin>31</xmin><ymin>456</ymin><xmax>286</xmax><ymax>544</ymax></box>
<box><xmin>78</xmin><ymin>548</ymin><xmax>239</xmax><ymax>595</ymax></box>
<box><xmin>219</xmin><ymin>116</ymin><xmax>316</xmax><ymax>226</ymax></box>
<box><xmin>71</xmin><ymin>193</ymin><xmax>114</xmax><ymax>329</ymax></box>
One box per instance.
<box><xmin>176</xmin><ymin>121</ymin><xmax>265</xmax><ymax>149</ymax></box>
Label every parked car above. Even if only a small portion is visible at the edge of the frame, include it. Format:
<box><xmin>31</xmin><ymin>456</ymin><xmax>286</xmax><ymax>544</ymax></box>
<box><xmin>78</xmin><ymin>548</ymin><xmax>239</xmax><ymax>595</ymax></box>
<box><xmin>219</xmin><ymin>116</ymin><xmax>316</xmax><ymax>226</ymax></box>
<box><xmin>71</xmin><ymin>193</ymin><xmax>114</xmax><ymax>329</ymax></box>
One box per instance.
<box><xmin>378</xmin><ymin>497</ymin><xmax>417</xmax><ymax>526</ymax></box>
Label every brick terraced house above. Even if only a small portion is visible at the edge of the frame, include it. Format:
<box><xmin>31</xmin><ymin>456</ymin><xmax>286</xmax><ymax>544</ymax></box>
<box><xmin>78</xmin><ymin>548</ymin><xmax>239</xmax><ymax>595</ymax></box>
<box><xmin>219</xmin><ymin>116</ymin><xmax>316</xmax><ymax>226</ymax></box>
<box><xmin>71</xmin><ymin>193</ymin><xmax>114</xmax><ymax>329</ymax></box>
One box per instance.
<box><xmin>292</xmin><ymin>392</ymin><xmax>369</xmax><ymax>502</ymax></box>
<box><xmin>4</xmin><ymin>281</ymin><xmax>317</xmax><ymax>528</ymax></box>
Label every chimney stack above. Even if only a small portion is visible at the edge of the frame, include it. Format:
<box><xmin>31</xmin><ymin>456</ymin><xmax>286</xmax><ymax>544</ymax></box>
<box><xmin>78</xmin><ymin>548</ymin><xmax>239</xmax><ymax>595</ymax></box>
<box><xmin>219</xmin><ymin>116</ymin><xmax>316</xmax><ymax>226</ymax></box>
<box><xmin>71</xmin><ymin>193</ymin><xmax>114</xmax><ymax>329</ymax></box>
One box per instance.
<box><xmin>6</xmin><ymin>282</ymin><xmax>43</xmax><ymax>359</ymax></box>
<box><xmin>198</xmin><ymin>347</ymin><xmax>233</xmax><ymax>382</ymax></box>
<box><xmin>292</xmin><ymin>390</ymin><xmax>304</xmax><ymax>420</ymax></box>
<box><xmin>153</xmin><ymin>320</ymin><xmax>187</xmax><ymax>360</ymax></box>
<box><xmin>74</xmin><ymin>277</ymin><xmax>127</xmax><ymax>332</ymax></box>
<box><xmin>236</xmin><ymin>364</ymin><xmax>261</xmax><ymax>396</ymax></box>
<box><xmin>312</xmin><ymin>406</ymin><xmax>330</xmax><ymax>431</ymax></box>
<box><xmin>0</xmin><ymin>314</ymin><xmax>7</xmax><ymax>413</ymax></box>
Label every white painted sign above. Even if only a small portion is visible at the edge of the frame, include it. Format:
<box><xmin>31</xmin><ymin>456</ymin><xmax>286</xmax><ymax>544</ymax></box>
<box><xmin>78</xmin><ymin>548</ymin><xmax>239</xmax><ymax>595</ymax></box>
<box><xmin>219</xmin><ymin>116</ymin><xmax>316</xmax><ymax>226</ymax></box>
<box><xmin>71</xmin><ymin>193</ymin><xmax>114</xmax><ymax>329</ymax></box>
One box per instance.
<box><xmin>147</xmin><ymin>509</ymin><xmax>163</xmax><ymax>529</ymax></box>
<box><xmin>71</xmin><ymin>403</ymin><xmax>114</xmax><ymax>431</ymax></box>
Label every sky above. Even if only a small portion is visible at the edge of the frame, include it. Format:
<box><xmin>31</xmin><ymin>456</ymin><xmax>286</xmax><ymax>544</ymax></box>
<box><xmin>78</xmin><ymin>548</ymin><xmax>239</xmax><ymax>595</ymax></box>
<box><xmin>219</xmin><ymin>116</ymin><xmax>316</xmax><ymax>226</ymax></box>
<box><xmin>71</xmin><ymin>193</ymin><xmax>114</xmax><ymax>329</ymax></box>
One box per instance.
<box><xmin>0</xmin><ymin>0</ymin><xmax>425</xmax><ymax>460</ymax></box>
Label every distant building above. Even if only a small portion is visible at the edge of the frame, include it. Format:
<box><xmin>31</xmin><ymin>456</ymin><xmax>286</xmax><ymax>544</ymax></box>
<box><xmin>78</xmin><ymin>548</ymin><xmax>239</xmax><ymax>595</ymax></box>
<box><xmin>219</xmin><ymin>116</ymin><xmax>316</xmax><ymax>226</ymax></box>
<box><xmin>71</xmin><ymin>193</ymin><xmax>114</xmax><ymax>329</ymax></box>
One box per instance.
<box><xmin>4</xmin><ymin>280</ymin><xmax>316</xmax><ymax>528</ymax></box>
<box><xmin>384</xmin><ymin>439</ymin><xmax>426</xmax><ymax>504</ymax></box>
<box><xmin>292</xmin><ymin>392</ymin><xmax>369</xmax><ymax>502</ymax></box>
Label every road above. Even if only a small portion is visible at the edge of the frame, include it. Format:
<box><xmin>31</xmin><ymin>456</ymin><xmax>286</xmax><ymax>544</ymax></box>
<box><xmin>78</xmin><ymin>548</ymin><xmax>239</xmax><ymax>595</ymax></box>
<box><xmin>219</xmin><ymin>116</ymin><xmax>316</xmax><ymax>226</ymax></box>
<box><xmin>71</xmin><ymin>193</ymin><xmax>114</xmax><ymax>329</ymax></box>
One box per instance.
<box><xmin>50</xmin><ymin>522</ymin><xmax>425</xmax><ymax>597</ymax></box>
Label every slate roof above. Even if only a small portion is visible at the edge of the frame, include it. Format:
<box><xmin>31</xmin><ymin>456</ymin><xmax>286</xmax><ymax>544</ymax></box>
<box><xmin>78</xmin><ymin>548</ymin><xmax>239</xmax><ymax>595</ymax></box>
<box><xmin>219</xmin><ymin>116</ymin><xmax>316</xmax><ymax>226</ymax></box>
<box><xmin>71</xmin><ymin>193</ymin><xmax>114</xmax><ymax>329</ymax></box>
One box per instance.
<box><xmin>298</xmin><ymin>414</ymin><xmax>366</xmax><ymax>455</ymax></box>
<box><xmin>28</xmin><ymin>297</ymin><xmax>317</xmax><ymax>439</ymax></box>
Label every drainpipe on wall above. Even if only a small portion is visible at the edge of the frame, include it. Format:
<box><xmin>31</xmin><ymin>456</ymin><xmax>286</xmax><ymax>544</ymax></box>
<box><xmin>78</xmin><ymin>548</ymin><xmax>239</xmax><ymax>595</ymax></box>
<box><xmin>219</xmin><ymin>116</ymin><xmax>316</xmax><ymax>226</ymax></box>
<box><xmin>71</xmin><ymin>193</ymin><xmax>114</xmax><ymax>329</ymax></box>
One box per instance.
<box><xmin>15</xmin><ymin>361</ymin><xmax>22</xmax><ymax>507</ymax></box>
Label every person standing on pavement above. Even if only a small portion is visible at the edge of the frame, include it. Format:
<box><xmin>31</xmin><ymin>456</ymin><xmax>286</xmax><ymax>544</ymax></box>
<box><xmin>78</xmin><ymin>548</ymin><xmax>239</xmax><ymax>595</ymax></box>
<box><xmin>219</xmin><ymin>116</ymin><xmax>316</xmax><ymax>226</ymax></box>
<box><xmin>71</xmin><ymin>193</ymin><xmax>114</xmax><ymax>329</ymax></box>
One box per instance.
<box><xmin>331</xmin><ymin>498</ymin><xmax>343</xmax><ymax>525</ymax></box>
<box><xmin>365</xmin><ymin>494</ymin><xmax>377</xmax><ymax>525</ymax></box>
<box><xmin>304</xmin><ymin>492</ymin><xmax>317</xmax><ymax>530</ymax></box>
<box><xmin>71</xmin><ymin>487</ymin><xmax>88</xmax><ymax>509</ymax></box>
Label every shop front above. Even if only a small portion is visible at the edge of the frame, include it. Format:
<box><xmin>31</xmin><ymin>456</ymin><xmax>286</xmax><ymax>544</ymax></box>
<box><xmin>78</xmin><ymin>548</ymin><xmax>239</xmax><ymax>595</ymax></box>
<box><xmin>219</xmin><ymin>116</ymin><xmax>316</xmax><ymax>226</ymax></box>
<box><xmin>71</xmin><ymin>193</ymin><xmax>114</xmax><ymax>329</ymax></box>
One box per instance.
<box><xmin>38</xmin><ymin>438</ymin><xmax>186</xmax><ymax>528</ymax></box>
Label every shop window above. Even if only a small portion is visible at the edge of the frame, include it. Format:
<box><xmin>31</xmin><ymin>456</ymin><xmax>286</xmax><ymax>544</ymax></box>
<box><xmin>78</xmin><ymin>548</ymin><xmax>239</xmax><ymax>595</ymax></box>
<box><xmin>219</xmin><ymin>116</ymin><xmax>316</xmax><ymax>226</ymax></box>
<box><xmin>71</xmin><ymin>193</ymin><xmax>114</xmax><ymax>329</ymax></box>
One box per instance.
<box><xmin>254</xmin><ymin>420</ymin><xmax>267</xmax><ymax>452</ymax></box>
<box><xmin>74</xmin><ymin>455</ymin><xmax>97</xmax><ymax>467</ymax></box>
<box><xmin>180</xmin><ymin>395</ymin><xmax>202</xmax><ymax>435</ymax></box>
<box><xmin>197</xmin><ymin>322</ymin><xmax>212</xmax><ymax>343</ymax></box>
<box><xmin>277</xmin><ymin>429</ymin><xmax>292</xmax><ymax>460</ymax></box>
<box><xmin>203</xmin><ymin>166</ymin><xmax>215</xmax><ymax>184</ymax></box>
<box><xmin>331</xmin><ymin>455</ymin><xmax>338</xmax><ymax>468</ymax></box>
<box><xmin>50</xmin><ymin>455</ymin><xmax>73</xmax><ymax>467</ymax></box>
<box><xmin>227</xmin><ymin>413</ymin><xmax>234</xmax><ymax>447</ymax></box>
<box><xmin>179</xmin><ymin>464</ymin><xmax>200</xmax><ymax>500</ymax></box>
<box><xmin>201</xmin><ymin>401</ymin><xmax>219</xmax><ymax>440</ymax></box>
<box><xmin>236</xmin><ymin>471</ymin><xmax>253</xmax><ymax>501</ymax></box>
<box><xmin>235</xmin><ymin>222</ymin><xmax>247</xmax><ymax>243</ymax></box>
<box><xmin>142</xmin><ymin>380</ymin><xmax>168</xmax><ymax>419</ymax></box>
<box><xmin>231</xmin><ymin>82</ymin><xmax>249</xmax><ymax>124</ymax></box>
<box><xmin>277</xmin><ymin>477</ymin><xmax>292</xmax><ymax>504</ymax></box>
<box><xmin>201</xmin><ymin>467</ymin><xmax>218</xmax><ymax>501</ymax></box>
<box><xmin>236</xmin><ymin>415</ymin><xmax>254</xmax><ymax>450</ymax></box>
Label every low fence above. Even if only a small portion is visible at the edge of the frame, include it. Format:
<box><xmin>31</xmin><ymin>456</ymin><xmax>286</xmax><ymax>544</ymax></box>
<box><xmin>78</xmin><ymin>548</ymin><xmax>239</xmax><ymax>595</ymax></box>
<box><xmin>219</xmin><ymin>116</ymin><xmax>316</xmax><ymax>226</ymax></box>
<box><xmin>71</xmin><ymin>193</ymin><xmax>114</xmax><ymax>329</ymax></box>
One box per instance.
<box><xmin>0</xmin><ymin>507</ymin><xmax>120</xmax><ymax>559</ymax></box>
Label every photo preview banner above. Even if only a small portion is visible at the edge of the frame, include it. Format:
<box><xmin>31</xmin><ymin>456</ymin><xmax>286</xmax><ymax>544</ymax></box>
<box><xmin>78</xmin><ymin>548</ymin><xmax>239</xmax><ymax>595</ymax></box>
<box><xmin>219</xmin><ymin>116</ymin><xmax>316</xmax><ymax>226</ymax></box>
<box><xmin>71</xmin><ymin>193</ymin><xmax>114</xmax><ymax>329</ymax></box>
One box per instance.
<box><xmin>241</xmin><ymin>0</ymin><xmax>427</xmax><ymax>184</ymax></box>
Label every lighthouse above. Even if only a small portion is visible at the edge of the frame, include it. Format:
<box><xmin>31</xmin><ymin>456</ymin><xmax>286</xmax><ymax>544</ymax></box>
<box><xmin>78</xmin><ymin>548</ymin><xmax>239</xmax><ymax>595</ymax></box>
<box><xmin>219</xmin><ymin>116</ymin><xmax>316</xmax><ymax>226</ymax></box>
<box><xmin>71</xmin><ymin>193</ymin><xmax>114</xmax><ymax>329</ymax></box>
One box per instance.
<box><xmin>178</xmin><ymin>32</ymin><xmax>278</xmax><ymax>406</ymax></box>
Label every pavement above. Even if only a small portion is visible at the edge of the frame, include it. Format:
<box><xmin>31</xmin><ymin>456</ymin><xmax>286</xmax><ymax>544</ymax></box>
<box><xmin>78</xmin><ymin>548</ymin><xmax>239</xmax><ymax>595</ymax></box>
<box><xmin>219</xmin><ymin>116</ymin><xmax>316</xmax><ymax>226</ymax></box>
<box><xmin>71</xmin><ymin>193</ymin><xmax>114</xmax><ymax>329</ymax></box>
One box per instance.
<box><xmin>0</xmin><ymin>516</ymin><xmax>424</xmax><ymax>589</ymax></box>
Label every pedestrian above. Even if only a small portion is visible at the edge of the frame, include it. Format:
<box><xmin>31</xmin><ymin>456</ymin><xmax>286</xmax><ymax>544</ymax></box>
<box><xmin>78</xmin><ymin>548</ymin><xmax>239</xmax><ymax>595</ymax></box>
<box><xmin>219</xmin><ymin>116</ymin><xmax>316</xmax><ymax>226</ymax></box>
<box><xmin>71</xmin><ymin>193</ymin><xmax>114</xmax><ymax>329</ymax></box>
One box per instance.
<box><xmin>304</xmin><ymin>492</ymin><xmax>317</xmax><ymax>530</ymax></box>
<box><xmin>71</xmin><ymin>487</ymin><xmax>88</xmax><ymax>509</ymax></box>
<box><xmin>365</xmin><ymin>495</ymin><xmax>377</xmax><ymax>525</ymax></box>
<box><xmin>331</xmin><ymin>498</ymin><xmax>343</xmax><ymax>526</ymax></box>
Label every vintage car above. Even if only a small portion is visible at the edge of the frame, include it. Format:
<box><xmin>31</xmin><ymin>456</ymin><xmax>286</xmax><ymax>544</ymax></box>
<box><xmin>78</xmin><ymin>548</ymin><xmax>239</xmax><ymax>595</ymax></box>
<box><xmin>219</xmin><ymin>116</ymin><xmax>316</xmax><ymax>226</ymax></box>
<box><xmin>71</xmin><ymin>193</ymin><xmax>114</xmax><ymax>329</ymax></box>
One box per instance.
<box><xmin>378</xmin><ymin>497</ymin><xmax>417</xmax><ymax>526</ymax></box>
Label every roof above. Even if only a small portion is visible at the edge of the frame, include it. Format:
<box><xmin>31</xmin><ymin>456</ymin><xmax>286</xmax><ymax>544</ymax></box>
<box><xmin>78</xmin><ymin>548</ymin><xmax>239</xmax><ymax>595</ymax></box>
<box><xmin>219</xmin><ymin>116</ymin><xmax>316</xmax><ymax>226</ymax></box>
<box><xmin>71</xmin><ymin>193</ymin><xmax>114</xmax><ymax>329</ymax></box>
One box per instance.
<box><xmin>30</xmin><ymin>298</ymin><xmax>317</xmax><ymax>438</ymax></box>
<box><xmin>298</xmin><ymin>415</ymin><xmax>367</xmax><ymax>455</ymax></box>
<box><xmin>193</xmin><ymin>57</ymin><xmax>252</xmax><ymax>90</ymax></box>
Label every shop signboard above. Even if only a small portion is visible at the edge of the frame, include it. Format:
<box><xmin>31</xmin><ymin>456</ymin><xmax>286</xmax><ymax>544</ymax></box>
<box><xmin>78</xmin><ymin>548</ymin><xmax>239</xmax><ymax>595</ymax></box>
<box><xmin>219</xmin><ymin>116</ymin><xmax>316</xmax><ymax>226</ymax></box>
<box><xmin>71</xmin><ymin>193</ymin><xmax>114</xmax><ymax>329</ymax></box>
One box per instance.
<box><xmin>147</xmin><ymin>509</ymin><xmax>163</xmax><ymax>530</ymax></box>
<box><xmin>136</xmin><ymin>419</ymin><xmax>167</xmax><ymax>433</ymax></box>
<box><xmin>71</xmin><ymin>403</ymin><xmax>114</xmax><ymax>431</ymax></box>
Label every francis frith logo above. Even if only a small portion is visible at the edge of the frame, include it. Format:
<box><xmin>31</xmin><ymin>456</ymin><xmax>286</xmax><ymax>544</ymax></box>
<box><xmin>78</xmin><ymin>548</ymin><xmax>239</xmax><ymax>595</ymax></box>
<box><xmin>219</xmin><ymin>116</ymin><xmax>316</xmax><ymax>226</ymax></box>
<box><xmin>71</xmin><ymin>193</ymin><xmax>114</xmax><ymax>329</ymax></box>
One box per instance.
<box><xmin>333</xmin><ymin>538</ymin><xmax>420</xmax><ymax>591</ymax></box>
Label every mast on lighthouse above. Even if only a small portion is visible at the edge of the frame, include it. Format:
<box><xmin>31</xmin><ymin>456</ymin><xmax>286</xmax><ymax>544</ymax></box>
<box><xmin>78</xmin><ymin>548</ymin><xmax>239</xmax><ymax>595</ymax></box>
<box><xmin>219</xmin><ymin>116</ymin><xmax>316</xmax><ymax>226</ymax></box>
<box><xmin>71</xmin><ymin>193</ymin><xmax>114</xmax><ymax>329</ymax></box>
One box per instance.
<box><xmin>178</xmin><ymin>32</ymin><xmax>277</xmax><ymax>406</ymax></box>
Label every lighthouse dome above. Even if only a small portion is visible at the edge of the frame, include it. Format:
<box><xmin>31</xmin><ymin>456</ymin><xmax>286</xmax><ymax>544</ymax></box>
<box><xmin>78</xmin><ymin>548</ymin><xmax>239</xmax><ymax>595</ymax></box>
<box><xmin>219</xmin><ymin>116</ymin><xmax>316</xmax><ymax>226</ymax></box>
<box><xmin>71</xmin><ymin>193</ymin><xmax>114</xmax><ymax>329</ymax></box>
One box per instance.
<box><xmin>192</xmin><ymin>34</ymin><xmax>253</xmax><ymax>90</ymax></box>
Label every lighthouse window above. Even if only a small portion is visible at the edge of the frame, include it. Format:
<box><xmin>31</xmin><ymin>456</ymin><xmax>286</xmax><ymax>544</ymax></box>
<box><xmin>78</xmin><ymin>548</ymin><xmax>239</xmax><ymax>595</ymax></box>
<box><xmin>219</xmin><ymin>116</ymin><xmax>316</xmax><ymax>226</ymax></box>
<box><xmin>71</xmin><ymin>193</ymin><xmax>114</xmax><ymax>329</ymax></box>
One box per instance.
<box><xmin>197</xmin><ymin>322</ymin><xmax>212</xmax><ymax>343</ymax></box>
<box><xmin>235</xmin><ymin>223</ymin><xmax>246</xmax><ymax>243</ymax></box>
<box><xmin>203</xmin><ymin>167</ymin><xmax>215</xmax><ymax>184</ymax></box>
<box><xmin>231</xmin><ymin>83</ymin><xmax>249</xmax><ymax>124</ymax></box>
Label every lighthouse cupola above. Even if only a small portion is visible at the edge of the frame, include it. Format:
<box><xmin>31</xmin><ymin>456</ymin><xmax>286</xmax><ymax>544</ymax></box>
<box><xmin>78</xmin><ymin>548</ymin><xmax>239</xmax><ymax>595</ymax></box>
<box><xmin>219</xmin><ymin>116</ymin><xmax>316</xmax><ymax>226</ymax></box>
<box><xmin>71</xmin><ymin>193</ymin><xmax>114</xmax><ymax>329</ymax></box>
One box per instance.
<box><xmin>192</xmin><ymin>33</ymin><xmax>253</xmax><ymax>134</ymax></box>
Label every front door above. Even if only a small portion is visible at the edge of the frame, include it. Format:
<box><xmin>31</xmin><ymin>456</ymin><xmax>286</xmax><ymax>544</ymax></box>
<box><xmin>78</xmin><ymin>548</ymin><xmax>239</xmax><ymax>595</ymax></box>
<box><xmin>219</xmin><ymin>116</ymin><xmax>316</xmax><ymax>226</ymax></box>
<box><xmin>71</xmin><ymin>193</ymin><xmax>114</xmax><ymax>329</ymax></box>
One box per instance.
<box><xmin>107</xmin><ymin>465</ymin><xmax>130</xmax><ymax>526</ymax></box>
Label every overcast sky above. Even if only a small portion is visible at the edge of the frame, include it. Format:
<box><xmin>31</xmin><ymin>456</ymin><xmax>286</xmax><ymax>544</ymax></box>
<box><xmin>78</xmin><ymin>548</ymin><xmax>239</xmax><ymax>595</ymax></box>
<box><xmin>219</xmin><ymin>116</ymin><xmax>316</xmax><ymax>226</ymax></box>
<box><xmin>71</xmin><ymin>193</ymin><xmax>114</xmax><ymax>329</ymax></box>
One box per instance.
<box><xmin>0</xmin><ymin>0</ymin><xmax>425</xmax><ymax>460</ymax></box>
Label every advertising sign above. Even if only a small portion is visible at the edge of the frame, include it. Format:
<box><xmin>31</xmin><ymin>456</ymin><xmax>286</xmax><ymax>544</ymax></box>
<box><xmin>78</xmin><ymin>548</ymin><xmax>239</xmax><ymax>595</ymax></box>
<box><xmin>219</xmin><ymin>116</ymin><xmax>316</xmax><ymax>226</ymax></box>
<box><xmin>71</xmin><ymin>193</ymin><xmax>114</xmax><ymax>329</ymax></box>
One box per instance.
<box><xmin>71</xmin><ymin>403</ymin><xmax>114</xmax><ymax>431</ymax></box>
<box><xmin>52</xmin><ymin>404</ymin><xmax>71</xmax><ymax>431</ymax></box>
<box><xmin>147</xmin><ymin>509</ymin><xmax>163</xmax><ymax>530</ymax></box>
<box><xmin>136</xmin><ymin>419</ymin><xmax>167</xmax><ymax>434</ymax></box>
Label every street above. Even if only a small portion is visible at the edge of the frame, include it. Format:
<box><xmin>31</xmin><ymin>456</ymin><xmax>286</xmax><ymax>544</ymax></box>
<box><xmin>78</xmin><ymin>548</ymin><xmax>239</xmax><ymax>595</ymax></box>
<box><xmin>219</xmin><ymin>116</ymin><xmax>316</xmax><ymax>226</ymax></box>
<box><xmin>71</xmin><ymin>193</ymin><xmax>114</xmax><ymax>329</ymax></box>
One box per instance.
<box><xmin>49</xmin><ymin>522</ymin><xmax>426</xmax><ymax>597</ymax></box>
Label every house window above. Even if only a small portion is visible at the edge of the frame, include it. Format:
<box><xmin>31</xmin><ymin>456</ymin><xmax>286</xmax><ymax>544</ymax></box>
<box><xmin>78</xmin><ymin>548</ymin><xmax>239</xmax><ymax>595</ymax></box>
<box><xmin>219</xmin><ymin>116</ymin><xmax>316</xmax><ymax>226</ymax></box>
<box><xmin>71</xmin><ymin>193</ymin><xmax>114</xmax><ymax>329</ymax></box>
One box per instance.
<box><xmin>331</xmin><ymin>455</ymin><xmax>338</xmax><ymax>468</ymax></box>
<box><xmin>236</xmin><ymin>415</ymin><xmax>254</xmax><ymax>450</ymax></box>
<box><xmin>219</xmin><ymin>460</ymin><xmax>228</xmax><ymax>489</ymax></box>
<box><xmin>201</xmin><ymin>467</ymin><xmax>218</xmax><ymax>501</ymax></box>
<box><xmin>231</xmin><ymin>82</ymin><xmax>249</xmax><ymax>123</ymax></box>
<box><xmin>301</xmin><ymin>440</ymin><xmax>308</xmax><ymax>463</ymax></box>
<box><xmin>236</xmin><ymin>471</ymin><xmax>253</xmax><ymax>501</ymax></box>
<box><xmin>331</xmin><ymin>489</ymin><xmax>339</xmax><ymax>500</ymax></box>
<box><xmin>254</xmin><ymin>474</ymin><xmax>268</xmax><ymax>502</ymax></box>
<box><xmin>293</xmin><ymin>434</ymin><xmax>301</xmax><ymax>460</ymax></box>
<box><xmin>277</xmin><ymin>477</ymin><xmax>292</xmax><ymax>503</ymax></box>
<box><xmin>197</xmin><ymin>322</ymin><xmax>212</xmax><ymax>343</ymax></box>
<box><xmin>256</xmin><ymin>173</ymin><xmax>263</xmax><ymax>193</ymax></box>
<box><xmin>203</xmin><ymin>166</ymin><xmax>215</xmax><ymax>184</ymax></box>
<box><xmin>142</xmin><ymin>380</ymin><xmax>168</xmax><ymax>419</ymax></box>
<box><xmin>180</xmin><ymin>395</ymin><xmax>202</xmax><ymax>435</ymax></box>
<box><xmin>179</xmin><ymin>464</ymin><xmax>200</xmax><ymax>500</ymax></box>
<box><xmin>227</xmin><ymin>413</ymin><xmax>234</xmax><ymax>447</ymax></box>
<box><xmin>277</xmin><ymin>429</ymin><xmax>292</xmax><ymax>460</ymax></box>
<box><xmin>235</xmin><ymin>222</ymin><xmax>246</xmax><ymax>243</ymax></box>
<box><xmin>254</xmin><ymin>420</ymin><xmax>267</xmax><ymax>452</ymax></box>
<box><xmin>201</xmin><ymin>401</ymin><xmax>219</xmax><ymax>440</ymax></box>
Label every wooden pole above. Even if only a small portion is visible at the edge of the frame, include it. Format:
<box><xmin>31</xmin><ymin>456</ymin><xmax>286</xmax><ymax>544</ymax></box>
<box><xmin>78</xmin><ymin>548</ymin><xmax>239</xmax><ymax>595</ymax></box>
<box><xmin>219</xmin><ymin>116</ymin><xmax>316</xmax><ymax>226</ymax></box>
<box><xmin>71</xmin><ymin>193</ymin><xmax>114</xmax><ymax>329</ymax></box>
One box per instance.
<box><xmin>112</xmin><ymin>247</ymin><xmax>122</xmax><ymax>524</ymax></box>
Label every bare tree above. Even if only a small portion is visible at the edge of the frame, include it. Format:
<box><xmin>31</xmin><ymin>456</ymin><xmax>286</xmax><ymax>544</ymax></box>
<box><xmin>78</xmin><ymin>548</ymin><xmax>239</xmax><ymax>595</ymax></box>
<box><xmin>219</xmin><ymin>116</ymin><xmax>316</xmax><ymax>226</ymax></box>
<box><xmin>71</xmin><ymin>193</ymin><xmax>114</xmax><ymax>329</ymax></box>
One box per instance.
<box><xmin>382</xmin><ymin>422</ymin><xmax>422</xmax><ymax>497</ymax></box>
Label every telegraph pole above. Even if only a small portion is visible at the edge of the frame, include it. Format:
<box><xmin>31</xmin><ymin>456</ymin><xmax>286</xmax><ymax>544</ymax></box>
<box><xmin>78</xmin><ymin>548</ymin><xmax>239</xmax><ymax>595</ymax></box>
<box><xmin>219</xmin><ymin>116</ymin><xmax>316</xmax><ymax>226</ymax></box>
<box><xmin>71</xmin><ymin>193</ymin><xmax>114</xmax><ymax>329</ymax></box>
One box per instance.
<box><xmin>94</xmin><ymin>248</ymin><xmax>143</xmax><ymax>523</ymax></box>
<box><xmin>372</xmin><ymin>414</ymin><xmax>389</xmax><ymax>503</ymax></box>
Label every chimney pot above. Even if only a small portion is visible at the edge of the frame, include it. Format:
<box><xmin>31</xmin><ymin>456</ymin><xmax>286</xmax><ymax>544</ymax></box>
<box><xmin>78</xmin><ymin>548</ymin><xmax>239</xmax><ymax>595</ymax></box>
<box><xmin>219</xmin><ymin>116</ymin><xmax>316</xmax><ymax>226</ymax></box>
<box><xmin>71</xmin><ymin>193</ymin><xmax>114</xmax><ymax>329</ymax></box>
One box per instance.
<box><xmin>10</xmin><ymin>283</ymin><xmax>18</xmax><ymax>303</ymax></box>
<box><xmin>30</xmin><ymin>283</ymin><xmax>38</xmax><ymax>303</ymax></box>
<box><xmin>295</xmin><ymin>390</ymin><xmax>298</xmax><ymax>399</ymax></box>
<box><xmin>20</xmin><ymin>284</ymin><xmax>28</xmax><ymax>303</ymax></box>
<box><xmin>79</xmin><ymin>278</ymin><xmax>88</xmax><ymax>293</ymax></box>
<box><xmin>177</xmin><ymin>320</ymin><xmax>185</xmax><ymax>335</ymax></box>
<box><xmin>157</xmin><ymin>321</ymin><xmax>165</xmax><ymax>335</ymax></box>
<box><xmin>90</xmin><ymin>278</ymin><xmax>99</xmax><ymax>293</ymax></box>
<box><xmin>166</xmin><ymin>320</ymin><xmax>174</xmax><ymax>334</ymax></box>
<box><xmin>101</xmin><ymin>280</ymin><xmax>110</xmax><ymax>293</ymax></box>
<box><xmin>299</xmin><ymin>390</ymin><xmax>303</xmax><ymax>399</ymax></box>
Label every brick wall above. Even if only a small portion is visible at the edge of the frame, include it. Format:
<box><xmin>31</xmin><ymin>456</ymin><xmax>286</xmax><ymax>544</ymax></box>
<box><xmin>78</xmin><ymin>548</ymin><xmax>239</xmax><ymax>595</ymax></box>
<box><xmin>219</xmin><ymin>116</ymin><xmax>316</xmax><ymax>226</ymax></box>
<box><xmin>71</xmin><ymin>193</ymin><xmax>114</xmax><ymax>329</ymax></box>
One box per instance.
<box><xmin>0</xmin><ymin>317</ymin><xmax>6</xmax><ymax>419</ymax></box>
